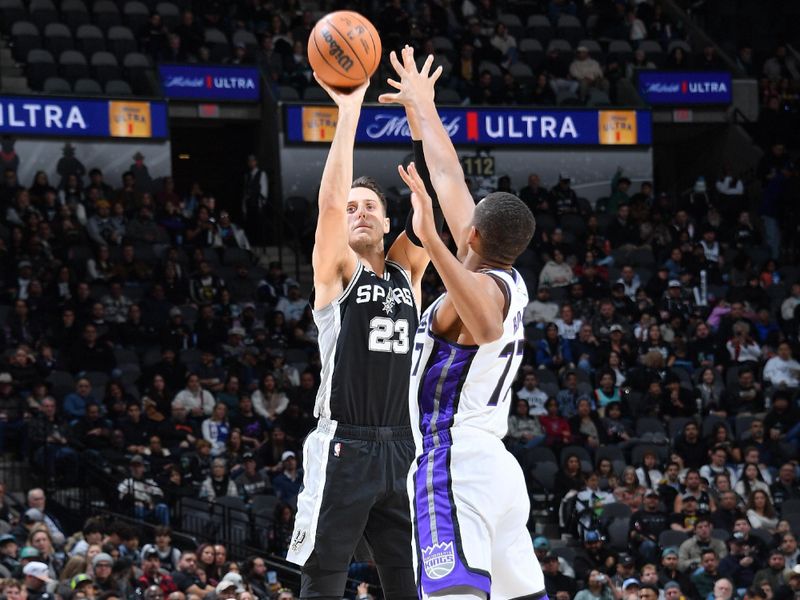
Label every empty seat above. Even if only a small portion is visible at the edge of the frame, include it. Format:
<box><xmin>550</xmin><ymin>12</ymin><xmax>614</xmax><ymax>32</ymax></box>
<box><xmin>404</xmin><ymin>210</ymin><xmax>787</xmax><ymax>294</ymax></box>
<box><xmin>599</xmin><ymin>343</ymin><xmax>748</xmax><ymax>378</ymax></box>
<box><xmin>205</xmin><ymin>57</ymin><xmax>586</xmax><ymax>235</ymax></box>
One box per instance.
<box><xmin>90</xmin><ymin>50</ymin><xmax>120</xmax><ymax>83</ymax></box>
<box><xmin>232</xmin><ymin>29</ymin><xmax>258</xmax><ymax>53</ymax></box>
<box><xmin>520</xmin><ymin>37</ymin><xmax>543</xmax><ymax>68</ymax></box>
<box><xmin>668</xmin><ymin>40</ymin><xmax>691</xmax><ymax>55</ymax></box>
<box><xmin>556</xmin><ymin>14</ymin><xmax>584</xmax><ymax>44</ymax></box>
<box><xmin>76</xmin><ymin>24</ymin><xmax>105</xmax><ymax>55</ymax></box>
<box><xmin>26</xmin><ymin>49</ymin><xmax>57</xmax><ymax>90</ymax></box>
<box><xmin>122</xmin><ymin>1</ymin><xmax>149</xmax><ymax>33</ymax></box>
<box><xmin>639</xmin><ymin>40</ymin><xmax>664</xmax><ymax>66</ymax></box>
<box><xmin>277</xmin><ymin>85</ymin><xmax>299</xmax><ymax>101</ymax></box>
<box><xmin>107</xmin><ymin>25</ymin><xmax>136</xmax><ymax>60</ymax></box>
<box><xmin>509</xmin><ymin>62</ymin><xmax>534</xmax><ymax>82</ymax></box>
<box><xmin>608</xmin><ymin>39</ymin><xmax>633</xmax><ymax>62</ymax></box>
<box><xmin>11</xmin><ymin>21</ymin><xmax>40</xmax><ymax>63</ymax></box>
<box><xmin>546</xmin><ymin>38</ymin><xmax>572</xmax><ymax>54</ymax></box>
<box><xmin>478</xmin><ymin>60</ymin><xmax>502</xmax><ymax>77</ymax></box>
<box><xmin>302</xmin><ymin>86</ymin><xmax>330</xmax><ymax>102</ymax></box>
<box><xmin>498</xmin><ymin>13</ymin><xmax>523</xmax><ymax>36</ymax></box>
<box><xmin>29</xmin><ymin>0</ymin><xmax>58</xmax><ymax>30</ymax></box>
<box><xmin>43</xmin><ymin>76</ymin><xmax>71</xmax><ymax>93</ymax></box>
<box><xmin>44</xmin><ymin>23</ymin><xmax>74</xmax><ymax>57</ymax></box>
<box><xmin>92</xmin><ymin>0</ymin><xmax>121</xmax><ymax>30</ymax></box>
<box><xmin>123</xmin><ymin>51</ymin><xmax>151</xmax><ymax>93</ymax></box>
<box><xmin>587</xmin><ymin>89</ymin><xmax>611</xmax><ymax>106</ymax></box>
<box><xmin>0</xmin><ymin>0</ymin><xmax>26</xmax><ymax>34</ymax></box>
<box><xmin>155</xmin><ymin>1</ymin><xmax>179</xmax><ymax>28</ymax></box>
<box><xmin>73</xmin><ymin>77</ymin><xmax>103</xmax><ymax>94</ymax></box>
<box><xmin>204</xmin><ymin>28</ymin><xmax>229</xmax><ymax>62</ymax></box>
<box><xmin>526</xmin><ymin>14</ymin><xmax>553</xmax><ymax>44</ymax></box>
<box><xmin>59</xmin><ymin>49</ymin><xmax>89</xmax><ymax>82</ymax></box>
<box><xmin>435</xmin><ymin>87</ymin><xmax>461</xmax><ymax>104</ymax></box>
<box><xmin>105</xmin><ymin>79</ymin><xmax>132</xmax><ymax>95</ymax></box>
<box><xmin>62</xmin><ymin>0</ymin><xmax>90</xmax><ymax>30</ymax></box>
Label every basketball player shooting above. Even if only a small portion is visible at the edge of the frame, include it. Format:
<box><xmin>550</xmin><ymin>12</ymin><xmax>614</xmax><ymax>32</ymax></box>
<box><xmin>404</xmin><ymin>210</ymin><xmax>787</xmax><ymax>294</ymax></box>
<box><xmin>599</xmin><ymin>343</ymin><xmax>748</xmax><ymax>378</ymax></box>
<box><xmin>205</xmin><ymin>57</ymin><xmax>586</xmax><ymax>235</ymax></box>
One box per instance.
<box><xmin>380</xmin><ymin>48</ymin><xmax>548</xmax><ymax>600</ymax></box>
<box><xmin>285</xmin><ymin>70</ymin><xmax>445</xmax><ymax>599</ymax></box>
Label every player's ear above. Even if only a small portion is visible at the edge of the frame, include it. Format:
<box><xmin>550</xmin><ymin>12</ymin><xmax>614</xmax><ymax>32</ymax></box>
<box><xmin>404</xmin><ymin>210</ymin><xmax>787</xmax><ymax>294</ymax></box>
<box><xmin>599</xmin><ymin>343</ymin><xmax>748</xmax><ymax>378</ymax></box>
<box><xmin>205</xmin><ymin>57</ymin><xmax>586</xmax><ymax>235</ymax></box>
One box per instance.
<box><xmin>382</xmin><ymin>216</ymin><xmax>390</xmax><ymax>234</ymax></box>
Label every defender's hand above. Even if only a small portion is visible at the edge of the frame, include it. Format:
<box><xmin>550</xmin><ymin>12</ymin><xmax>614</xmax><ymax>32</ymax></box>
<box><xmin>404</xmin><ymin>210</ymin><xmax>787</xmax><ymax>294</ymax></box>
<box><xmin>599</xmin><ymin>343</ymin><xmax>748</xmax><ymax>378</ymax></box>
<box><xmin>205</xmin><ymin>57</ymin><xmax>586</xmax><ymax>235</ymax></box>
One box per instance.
<box><xmin>378</xmin><ymin>46</ymin><xmax>442</xmax><ymax>107</ymax></box>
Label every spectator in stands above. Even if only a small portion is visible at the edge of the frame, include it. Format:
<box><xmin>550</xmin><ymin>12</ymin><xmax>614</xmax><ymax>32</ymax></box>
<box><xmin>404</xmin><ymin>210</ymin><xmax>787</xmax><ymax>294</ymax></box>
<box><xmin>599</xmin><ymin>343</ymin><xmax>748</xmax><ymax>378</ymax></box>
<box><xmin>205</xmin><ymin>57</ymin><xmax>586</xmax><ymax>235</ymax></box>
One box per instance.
<box><xmin>201</xmin><ymin>403</ymin><xmax>230</xmax><ymax>457</ymax></box>
<box><xmin>29</xmin><ymin>397</ymin><xmax>79</xmax><ymax>485</ymax></box>
<box><xmin>543</xmin><ymin>552</ymin><xmax>578</xmax><ymax>599</ymax></box>
<box><xmin>550</xmin><ymin>175</ymin><xmax>580</xmax><ymax>216</ymax></box>
<box><xmin>540</xmin><ymin>250</ymin><xmax>574</xmax><ymax>289</ymax></box>
<box><xmin>507</xmin><ymin>398</ymin><xmax>546</xmax><ymax>455</ymax></box>
<box><xmin>250</xmin><ymin>374</ymin><xmax>288</xmax><ymax>422</ymax></box>
<box><xmin>630</xmin><ymin>489</ymin><xmax>669</xmax><ymax>565</ymax></box>
<box><xmin>771</xmin><ymin>463</ymin><xmax>800</xmax><ymax>511</ymax></box>
<box><xmin>690</xmin><ymin>548</ymin><xmax>723</xmax><ymax>597</ymax></box>
<box><xmin>199</xmin><ymin>458</ymin><xmax>237</xmax><ymax>502</ymax></box>
<box><xmin>172</xmin><ymin>551</ymin><xmax>214</xmax><ymax>598</ymax></box>
<box><xmin>23</xmin><ymin>561</ymin><xmax>54</xmax><ymax>600</ymax></box>
<box><xmin>117</xmin><ymin>455</ymin><xmax>169</xmax><ymax>525</ymax></box>
<box><xmin>735</xmin><ymin>464</ymin><xmax>772</xmax><ymax>501</ymax></box>
<box><xmin>516</xmin><ymin>371</ymin><xmax>548</xmax><ymax>415</ymax></box>
<box><xmin>753</xmin><ymin>550</ymin><xmax>790</xmax><ymax>592</ymax></box>
<box><xmin>271</xmin><ymin>451</ymin><xmax>301</xmax><ymax>505</ymax></box>
<box><xmin>762</xmin><ymin>45</ymin><xmax>800</xmax><ymax>82</ymax></box>
<box><xmin>525</xmin><ymin>286</ymin><xmax>560</xmax><ymax>326</ymax></box>
<box><xmin>713</xmin><ymin>490</ymin><xmax>745</xmax><ymax>531</ymax></box>
<box><xmin>569</xmin><ymin>46</ymin><xmax>609</xmax><ymax>100</ymax></box>
<box><xmin>574</xmin><ymin>569</ymin><xmax>614</xmax><ymax>600</ymax></box>
<box><xmin>746</xmin><ymin>490</ymin><xmax>779</xmax><ymax>532</ymax></box>
<box><xmin>173</xmin><ymin>374</ymin><xmax>215</xmax><ymax>419</ymax></box>
<box><xmin>763</xmin><ymin>342</ymin><xmax>800</xmax><ymax>389</ymax></box>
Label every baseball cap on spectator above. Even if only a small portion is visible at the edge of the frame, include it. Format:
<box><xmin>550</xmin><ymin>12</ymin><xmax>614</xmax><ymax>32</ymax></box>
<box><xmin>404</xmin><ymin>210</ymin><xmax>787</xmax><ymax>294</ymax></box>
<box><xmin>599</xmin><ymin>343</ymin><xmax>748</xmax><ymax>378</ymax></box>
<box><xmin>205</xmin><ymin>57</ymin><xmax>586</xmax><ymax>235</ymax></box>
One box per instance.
<box><xmin>281</xmin><ymin>451</ymin><xmax>296</xmax><ymax>462</ymax></box>
<box><xmin>71</xmin><ymin>574</ymin><xmax>93</xmax><ymax>590</ymax></box>
<box><xmin>532</xmin><ymin>536</ymin><xmax>550</xmax><ymax>550</ymax></box>
<box><xmin>609</xmin><ymin>324</ymin><xmax>624</xmax><ymax>333</ymax></box>
<box><xmin>558</xmin><ymin>173</ymin><xmax>571</xmax><ymax>181</ymax></box>
<box><xmin>92</xmin><ymin>553</ymin><xmax>113</xmax><ymax>568</ymax></box>
<box><xmin>130</xmin><ymin>455</ymin><xmax>145</xmax><ymax>465</ymax></box>
<box><xmin>585</xmin><ymin>530</ymin><xmax>601</xmax><ymax>542</ymax></box>
<box><xmin>243</xmin><ymin>452</ymin><xmax>255</xmax><ymax>462</ymax></box>
<box><xmin>619</xmin><ymin>553</ymin><xmax>635</xmax><ymax>566</ymax></box>
<box><xmin>23</xmin><ymin>562</ymin><xmax>51</xmax><ymax>581</ymax></box>
<box><xmin>793</xmin><ymin>565</ymin><xmax>800</xmax><ymax>575</ymax></box>
<box><xmin>644</xmin><ymin>489</ymin><xmax>659</xmax><ymax>498</ymax></box>
<box><xmin>18</xmin><ymin>260</ymin><xmax>32</xmax><ymax>269</ymax></box>
<box><xmin>286</xmin><ymin>279</ymin><xmax>300</xmax><ymax>289</ymax></box>
<box><xmin>664</xmin><ymin>582</ymin><xmax>681</xmax><ymax>592</ymax></box>
<box><xmin>216</xmin><ymin>573</ymin><xmax>244</xmax><ymax>594</ymax></box>
<box><xmin>0</xmin><ymin>534</ymin><xmax>15</xmax><ymax>545</ymax></box>
<box><xmin>542</xmin><ymin>552</ymin><xmax>558</xmax><ymax>563</ymax></box>
<box><xmin>681</xmin><ymin>493</ymin><xmax>697</xmax><ymax>501</ymax></box>
<box><xmin>23</xmin><ymin>508</ymin><xmax>43</xmax><ymax>523</ymax></box>
<box><xmin>0</xmin><ymin>373</ymin><xmax>11</xmax><ymax>384</ymax></box>
<box><xmin>143</xmin><ymin>549</ymin><xmax>160</xmax><ymax>560</ymax></box>
<box><xmin>229</xmin><ymin>327</ymin><xmax>246</xmax><ymax>337</ymax></box>
<box><xmin>623</xmin><ymin>579</ymin><xmax>640</xmax><ymax>590</ymax></box>
<box><xmin>169</xmin><ymin>307</ymin><xmax>182</xmax><ymax>318</ymax></box>
<box><xmin>20</xmin><ymin>546</ymin><xmax>40</xmax><ymax>559</ymax></box>
<box><xmin>662</xmin><ymin>547</ymin><xmax>679</xmax><ymax>558</ymax></box>
<box><xmin>243</xmin><ymin>302</ymin><xmax>256</xmax><ymax>311</ymax></box>
<box><xmin>669</xmin><ymin>280</ymin><xmax>681</xmax><ymax>288</ymax></box>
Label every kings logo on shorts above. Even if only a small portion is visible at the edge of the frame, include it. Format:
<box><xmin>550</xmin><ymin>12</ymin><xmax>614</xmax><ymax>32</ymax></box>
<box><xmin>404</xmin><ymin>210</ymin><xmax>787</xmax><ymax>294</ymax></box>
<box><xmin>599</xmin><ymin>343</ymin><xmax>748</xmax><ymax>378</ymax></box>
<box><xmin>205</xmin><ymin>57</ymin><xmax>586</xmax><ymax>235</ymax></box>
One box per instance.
<box><xmin>421</xmin><ymin>542</ymin><xmax>456</xmax><ymax>579</ymax></box>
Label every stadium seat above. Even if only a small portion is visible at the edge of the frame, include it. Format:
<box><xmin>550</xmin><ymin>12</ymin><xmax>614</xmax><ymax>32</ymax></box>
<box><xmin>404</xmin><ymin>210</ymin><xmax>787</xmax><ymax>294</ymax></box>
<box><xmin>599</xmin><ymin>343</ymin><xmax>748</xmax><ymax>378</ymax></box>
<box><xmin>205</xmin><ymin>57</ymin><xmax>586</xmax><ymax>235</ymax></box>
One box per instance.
<box><xmin>435</xmin><ymin>87</ymin><xmax>461</xmax><ymax>104</ymax></box>
<box><xmin>600</xmin><ymin>502</ymin><xmax>632</xmax><ymax>521</ymax></box>
<box><xmin>560</xmin><ymin>445</ymin><xmax>592</xmax><ymax>472</ymax></box>
<box><xmin>155</xmin><ymin>1</ymin><xmax>179</xmax><ymax>28</ymax></box>
<box><xmin>509</xmin><ymin>62</ymin><xmax>535</xmax><ymax>84</ymax></box>
<box><xmin>556</xmin><ymin>89</ymin><xmax>580</xmax><ymax>106</ymax></box>
<box><xmin>639</xmin><ymin>39</ymin><xmax>665</xmax><ymax>67</ymax></box>
<box><xmin>498</xmin><ymin>13</ymin><xmax>523</xmax><ymax>38</ymax></box>
<box><xmin>92</xmin><ymin>0</ymin><xmax>121</xmax><ymax>31</ymax></box>
<box><xmin>668</xmin><ymin>40</ymin><xmax>692</xmax><ymax>55</ymax></box>
<box><xmin>631</xmin><ymin>443</ymin><xmax>667</xmax><ymax>466</ymax></box>
<box><xmin>26</xmin><ymin>49</ymin><xmax>57</xmax><ymax>91</ymax></box>
<box><xmin>556</xmin><ymin>14</ymin><xmax>584</xmax><ymax>45</ymax></box>
<box><xmin>519</xmin><ymin>38</ymin><xmax>544</xmax><ymax>69</ymax></box>
<box><xmin>636</xmin><ymin>417</ymin><xmax>666</xmax><ymax>437</ymax></box>
<box><xmin>303</xmin><ymin>86</ymin><xmax>330</xmax><ymax>102</ymax></box>
<box><xmin>43</xmin><ymin>76</ymin><xmax>71</xmax><ymax>93</ymax></box>
<box><xmin>526</xmin><ymin>15</ymin><xmax>553</xmax><ymax>45</ymax></box>
<box><xmin>552</xmin><ymin>546</ymin><xmax>576</xmax><ymax>564</ymax></box>
<box><xmin>277</xmin><ymin>85</ymin><xmax>299</xmax><ymax>101</ymax></box>
<box><xmin>73</xmin><ymin>77</ymin><xmax>103</xmax><ymax>94</ymax></box>
<box><xmin>62</xmin><ymin>0</ymin><xmax>90</xmax><ymax>31</ymax></box>
<box><xmin>107</xmin><ymin>25</ymin><xmax>136</xmax><ymax>61</ymax></box>
<box><xmin>232</xmin><ymin>29</ymin><xmax>258</xmax><ymax>54</ymax></box>
<box><xmin>478</xmin><ymin>60</ymin><xmax>502</xmax><ymax>77</ymax></box>
<box><xmin>105</xmin><ymin>78</ymin><xmax>132</xmax><ymax>95</ymax></box>
<box><xmin>46</xmin><ymin>370</ymin><xmax>75</xmax><ymax>399</ymax></box>
<box><xmin>659</xmin><ymin>529</ymin><xmax>688</xmax><ymax>549</ymax></box>
<box><xmin>521</xmin><ymin>447</ymin><xmax>558</xmax><ymax>471</ymax></box>
<box><xmin>250</xmin><ymin>495</ymin><xmax>280</xmax><ymax>519</ymax></box>
<box><xmin>11</xmin><ymin>21</ymin><xmax>41</xmax><ymax>63</ymax></box>
<box><xmin>608</xmin><ymin>40</ymin><xmax>633</xmax><ymax>63</ymax></box>
<box><xmin>587</xmin><ymin>89</ymin><xmax>611</xmax><ymax>106</ymax></box>
<box><xmin>547</xmin><ymin>38</ymin><xmax>572</xmax><ymax>54</ymax></box>
<box><xmin>204</xmin><ymin>28</ymin><xmax>230</xmax><ymax>62</ymax></box>
<box><xmin>90</xmin><ymin>51</ymin><xmax>120</xmax><ymax>83</ymax></box>
<box><xmin>530</xmin><ymin>461</ymin><xmax>558</xmax><ymax>494</ymax></box>
<box><xmin>44</xmin><ymin>24</ymin><xmax>75</xmax><ymax>58</ymax></box>
<box><xmin>431</xmin><ymin>36</ymin><xmax>454</xmax><ymax>54</ymax></box>
<box><xmin>0</xmin><ymin>0</ymin><xmax>26</xmax><ymax>34</ymax></box>
<box><xmin>76</xmin><ymin>24</ymin><xmax>106</xmax><ymax>55</ymax></box>
<box><xmin>559</xmin><ymin>213</ymin><xmax>588</xmax><ymax>236</ymax></box>
<box><xmin>668</xmin><ymin>417</ymin><xmax>694</xmax><ymax>441</ymax></box>
<box><xmin>122</xmin><ymin>52</ymin><xmax>152</xmax><ymax>94</ymax></box>
<box><xmin>113</xmin><ymin>347</ymin><xmax>140</xmax><ymax>366</ymax></box>
<box><xmin>606</xmin><ymin>518</ymin><xmax>629</xmax><ymax>551</ymax></box>
<box><xmin>29</xmin><ymin>0</ymin><xmax>58</xmax><ymax>30</ymax></box>
<box><xmin>781</xmin><ymin>500</ymin><xmax>800</xmax><ymax>516</ymax></box>
<box><xmin>702</xmin><ymin>414</ymin><xmax>730</xmax><ymax>439</ymax></box>
<box><xmin>122</xmin><ymin>1</ymin><xmax>149</xmax><ymax>33</ymax></box>
<box><xmin>595</xmin><ymin>446</ymin><xmax>625</xmax><ymax>465</ymax></box>
<box><xmin>577</xmin><ymin>39</ymin><xmax>603</xmax><ymax>61</ymax></box>
<box><xmin>59</xmin><ymin>50</ymin><xmax>89</xmax><ymax>82</ymax></box>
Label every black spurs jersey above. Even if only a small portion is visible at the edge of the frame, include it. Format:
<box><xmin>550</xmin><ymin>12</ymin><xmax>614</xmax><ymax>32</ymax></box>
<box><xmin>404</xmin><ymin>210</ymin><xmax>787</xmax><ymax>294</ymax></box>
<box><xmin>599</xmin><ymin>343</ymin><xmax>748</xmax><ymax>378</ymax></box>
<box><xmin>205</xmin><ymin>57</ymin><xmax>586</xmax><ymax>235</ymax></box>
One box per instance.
<box><xmin>312</xmin><ymin>259</ymin><xmax>418</xmax><ymax>427</ymax></box>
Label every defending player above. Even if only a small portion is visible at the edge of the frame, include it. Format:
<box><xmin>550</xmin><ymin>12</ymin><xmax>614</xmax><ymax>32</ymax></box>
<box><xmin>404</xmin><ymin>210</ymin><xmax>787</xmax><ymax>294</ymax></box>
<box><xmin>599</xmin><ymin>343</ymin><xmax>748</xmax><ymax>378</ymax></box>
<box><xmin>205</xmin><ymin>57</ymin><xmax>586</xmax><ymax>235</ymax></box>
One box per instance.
<box><xmin>285</xmin><ymin>72</ymin><xmax>444</xmax><ymax>600</ymax></box>
<box><xmin>381</xmin><ymin>49</ymin><xmax>547</xmax><ymax>600</ymax></box>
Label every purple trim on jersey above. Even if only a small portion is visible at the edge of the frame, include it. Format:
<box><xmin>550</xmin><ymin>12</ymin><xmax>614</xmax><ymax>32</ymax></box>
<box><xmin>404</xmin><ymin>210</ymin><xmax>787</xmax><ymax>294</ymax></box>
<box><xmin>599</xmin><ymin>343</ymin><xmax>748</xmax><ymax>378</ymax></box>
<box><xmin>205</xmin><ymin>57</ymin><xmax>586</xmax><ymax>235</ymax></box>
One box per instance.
<box><xmin>416</xmin><ymin>341</ymin><xmax>478</xmax><ymax>445</ymax></box>
<box><xmin>413</xmin><ymin>448</ymin><xmax>491</xmax><ymax>595</ymax></box>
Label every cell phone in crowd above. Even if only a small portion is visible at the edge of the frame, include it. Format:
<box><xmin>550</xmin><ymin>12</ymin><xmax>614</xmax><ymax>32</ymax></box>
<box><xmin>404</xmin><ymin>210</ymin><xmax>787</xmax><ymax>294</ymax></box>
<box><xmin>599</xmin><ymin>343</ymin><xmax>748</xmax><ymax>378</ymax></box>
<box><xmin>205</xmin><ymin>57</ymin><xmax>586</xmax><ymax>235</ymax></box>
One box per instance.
<box><xmin>267</xmin><ymin>571</ymin><xmax>278</xmax><ymax>584</ymax></box>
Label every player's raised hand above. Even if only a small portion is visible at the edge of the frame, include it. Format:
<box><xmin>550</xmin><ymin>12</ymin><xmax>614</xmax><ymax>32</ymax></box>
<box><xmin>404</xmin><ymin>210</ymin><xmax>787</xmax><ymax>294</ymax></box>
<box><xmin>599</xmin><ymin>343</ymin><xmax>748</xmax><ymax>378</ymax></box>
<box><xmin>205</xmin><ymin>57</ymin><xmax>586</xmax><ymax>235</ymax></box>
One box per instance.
<box><xmin>378</xmin><ymin>45</ymin><xmax>442</xmax><ymax>107</ymax></box>
<box><xmin>398</xmin><ymin>162</ymin><xmax>437</xmax><ymax>245</ymax></box>
<box><xmin>313</xmin><ymin>72</ymin><xmax>369</xmax><ymax>111</ymax></box>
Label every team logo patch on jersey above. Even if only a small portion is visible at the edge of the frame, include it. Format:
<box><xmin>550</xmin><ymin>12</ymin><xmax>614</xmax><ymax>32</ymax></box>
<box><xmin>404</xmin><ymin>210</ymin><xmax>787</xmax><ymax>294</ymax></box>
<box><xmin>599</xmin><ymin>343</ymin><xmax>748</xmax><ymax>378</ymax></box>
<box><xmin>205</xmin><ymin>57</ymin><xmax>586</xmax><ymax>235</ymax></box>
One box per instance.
<box><xmin>290</xmin><ymin>530</ymin><xmax>306</xmax><ymax>552</ymax></box>
<box><xmin>421</xmin><ymin>542</ymin><xmax>456</xmax><ymax>579</ymax></box>
<box><xmin>382</xmin><ymin>293</ymin><xmax>396</xmax><ymax>315</ymax></box>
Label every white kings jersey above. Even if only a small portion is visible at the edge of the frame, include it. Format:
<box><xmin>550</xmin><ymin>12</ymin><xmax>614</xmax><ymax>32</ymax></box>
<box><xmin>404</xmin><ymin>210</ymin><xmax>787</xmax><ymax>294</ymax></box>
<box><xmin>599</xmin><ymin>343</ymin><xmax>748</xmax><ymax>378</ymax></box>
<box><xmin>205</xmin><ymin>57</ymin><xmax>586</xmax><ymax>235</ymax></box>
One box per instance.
<box><xmin>408</xmin><ymin>268</ymin><xmax>528</xmax><ymax>450</ymax></box>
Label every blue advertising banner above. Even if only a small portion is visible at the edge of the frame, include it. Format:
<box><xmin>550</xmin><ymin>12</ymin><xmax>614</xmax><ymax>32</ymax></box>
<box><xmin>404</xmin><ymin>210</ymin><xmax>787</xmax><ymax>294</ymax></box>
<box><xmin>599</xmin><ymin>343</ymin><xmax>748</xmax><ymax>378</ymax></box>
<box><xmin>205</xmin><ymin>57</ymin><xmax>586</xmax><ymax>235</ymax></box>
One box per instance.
<box><xmin>285</xmin><ymin>105</ymin><xmax>652</xmax><ymax>146</ymax></box>
<box><xmin>637</xmin><ymin>71</ymin><xmax>732</xmax><ymax>105</ymax></box>
<box><xmin>0</xmin><ymin>96</ymin><xmax>168</xmax><ymax>138</ymax></box>
<box><xmin>159</xmin><ymin>64</ymin><xmax>261</xmax><ymax>101</ymax></box>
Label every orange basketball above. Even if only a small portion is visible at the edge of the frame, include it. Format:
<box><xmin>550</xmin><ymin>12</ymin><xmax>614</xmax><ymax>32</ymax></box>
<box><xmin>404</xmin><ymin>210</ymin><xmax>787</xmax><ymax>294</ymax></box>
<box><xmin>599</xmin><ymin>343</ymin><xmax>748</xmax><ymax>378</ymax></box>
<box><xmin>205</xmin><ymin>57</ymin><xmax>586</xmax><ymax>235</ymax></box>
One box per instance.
<box><xmin>308</xmin><ymin>11</ymin><xmax>382</xmax><ymax>89</ymax></box>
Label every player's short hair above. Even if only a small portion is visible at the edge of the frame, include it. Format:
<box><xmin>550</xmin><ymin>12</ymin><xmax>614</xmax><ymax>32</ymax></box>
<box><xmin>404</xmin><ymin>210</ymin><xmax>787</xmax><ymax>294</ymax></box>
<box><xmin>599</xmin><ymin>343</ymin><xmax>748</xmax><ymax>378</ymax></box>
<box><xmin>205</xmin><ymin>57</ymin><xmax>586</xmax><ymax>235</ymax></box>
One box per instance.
<box><xmin>351</xmin><ymin>176</ymin><xmax>387</xmax><ymax>213</ymax></box>
<box><xmin>473</xmin><ymin>192</ymin><xmax>535</xmax><ymax>264</ymax></box>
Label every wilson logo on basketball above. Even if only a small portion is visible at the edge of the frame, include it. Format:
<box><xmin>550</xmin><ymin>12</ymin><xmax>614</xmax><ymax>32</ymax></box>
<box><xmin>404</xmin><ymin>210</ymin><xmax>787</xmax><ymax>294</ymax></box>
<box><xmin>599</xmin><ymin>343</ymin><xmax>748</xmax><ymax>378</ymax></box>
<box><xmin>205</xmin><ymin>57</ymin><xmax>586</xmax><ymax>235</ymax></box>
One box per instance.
<box><xmin>320</xmin><ymin>28</ymin><xmax>354</xmax><ymax>72</ymax></box>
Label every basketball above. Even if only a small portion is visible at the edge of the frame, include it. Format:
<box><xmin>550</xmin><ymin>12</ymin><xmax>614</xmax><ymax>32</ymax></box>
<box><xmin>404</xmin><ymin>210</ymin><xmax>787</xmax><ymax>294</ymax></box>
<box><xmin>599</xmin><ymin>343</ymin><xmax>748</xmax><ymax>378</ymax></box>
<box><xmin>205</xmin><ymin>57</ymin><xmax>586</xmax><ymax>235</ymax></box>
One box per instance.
<box><xmin>308</xmin><ymin>11</ymin><xmax>382</xmax><ymax>89</ymax></box>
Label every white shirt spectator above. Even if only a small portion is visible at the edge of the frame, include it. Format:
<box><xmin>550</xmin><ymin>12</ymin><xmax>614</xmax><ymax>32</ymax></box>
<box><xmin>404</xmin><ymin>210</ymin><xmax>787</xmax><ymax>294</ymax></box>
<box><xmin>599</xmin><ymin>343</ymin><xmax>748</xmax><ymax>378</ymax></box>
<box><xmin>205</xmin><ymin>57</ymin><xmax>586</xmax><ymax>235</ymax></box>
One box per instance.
<box><xmin>517</xmin><ymin>386</ymin><xmax>549</xmax><ymax>416</ymax></box>
<box><xmin>746</xmin><ymin>509</ymin><xmax>779</xmax><ymax>531</ymax></box>
<box><xmin>781</xmin><ymin>292</ymin><xmax>800</xmax><ymax>321</ymax></box>
<box><xmin>524</xmin><ymin>299</ymin><xmax>559</xmax><ymax>326</ymax></box>
<box><xmin>117</xmin><ymin>476</ymin><xmax>164</xmax><ymax>508</ymax></box>
<box><xmin>700</xmin><ymin>464</ymin><xmax>738</xmax><ymax>488</ymax></box>
<box><xmin>763</xmin><ymin>354</ymin><xmax>800</xmax><ymax>388</ymax></box>
<box><xmin>275</xmin><ymin>296</ymin><xmax>307</xmax><ymax>323</ymax></box>
<box><xmin>716</xmin><ymin>175</ymin><xmax>744</xmax><ymax>196</ymax></box>
<box><xmin>556</xmin><ymin>318</ymin><xmax>583</xmax><ymax>340</ymax></box>
<box><xmin>726</xmin><ymin>338</ymin><xmax>762</xmax><ymax>363</ymax></box>
<box><xmin>173</xmin><ymin>388</ymin><xmax>215</xmax><ymax>416</ymax></box>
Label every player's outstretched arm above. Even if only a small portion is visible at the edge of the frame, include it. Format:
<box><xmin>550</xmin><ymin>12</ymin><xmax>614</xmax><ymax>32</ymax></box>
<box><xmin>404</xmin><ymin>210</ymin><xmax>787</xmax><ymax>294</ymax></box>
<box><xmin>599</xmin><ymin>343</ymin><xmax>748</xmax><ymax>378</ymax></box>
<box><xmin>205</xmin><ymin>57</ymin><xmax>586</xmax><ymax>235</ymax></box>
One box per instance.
<box><xmin>379</xmin><ymin>49</ymin><xmax>475</xmax><ymax>257</ymax></box>
<box><xmin>311</xmin><ymin>74</ymin><xmax>368</xmax><ymax>308</ymax></box>
<box><xmin>398</xmin><ymin>162</ymin><xmax>504</xmax><ymax>344</ymax></box>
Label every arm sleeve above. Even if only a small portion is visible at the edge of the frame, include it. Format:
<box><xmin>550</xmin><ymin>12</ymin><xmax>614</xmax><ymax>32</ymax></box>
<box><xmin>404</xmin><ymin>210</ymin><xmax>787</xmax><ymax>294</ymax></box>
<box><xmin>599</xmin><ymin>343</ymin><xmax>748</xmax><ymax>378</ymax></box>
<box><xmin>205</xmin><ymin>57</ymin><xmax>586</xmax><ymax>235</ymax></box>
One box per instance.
<box><xmin>405</xmin><ymin>140</ymin><xmax>445</xmax><ymax>247</ymax></box>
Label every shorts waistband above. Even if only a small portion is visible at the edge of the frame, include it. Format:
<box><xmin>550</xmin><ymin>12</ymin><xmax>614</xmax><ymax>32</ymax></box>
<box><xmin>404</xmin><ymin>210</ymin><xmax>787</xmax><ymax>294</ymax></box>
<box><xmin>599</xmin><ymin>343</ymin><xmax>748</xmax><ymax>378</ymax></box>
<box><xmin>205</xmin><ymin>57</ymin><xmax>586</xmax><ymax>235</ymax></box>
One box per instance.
<box><xmin>319</xmin><ymin>417</ymin><xmax>413</xmax><ymax>441</ymax></box>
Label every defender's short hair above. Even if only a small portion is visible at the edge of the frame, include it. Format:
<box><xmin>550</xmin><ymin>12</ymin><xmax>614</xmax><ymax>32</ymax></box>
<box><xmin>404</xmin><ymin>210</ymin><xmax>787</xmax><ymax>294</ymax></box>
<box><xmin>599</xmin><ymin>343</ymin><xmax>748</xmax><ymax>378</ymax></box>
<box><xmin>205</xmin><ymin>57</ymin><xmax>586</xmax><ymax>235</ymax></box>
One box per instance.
<box><xmin>351</xmin><ymin>176</ymin><xmax>387</xmax><ymax>212</ymax></box>
<box><xmin>473</xmin><ymin>192</ymin><xmax>535</xmax><ymax>263</ymax></box>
